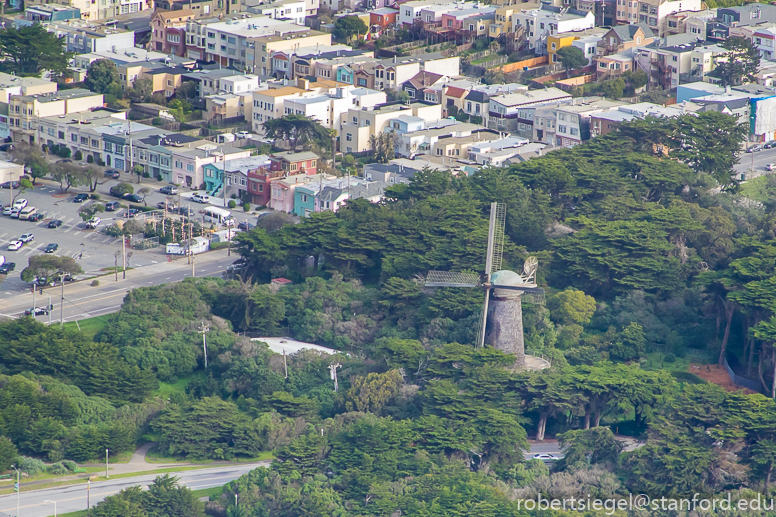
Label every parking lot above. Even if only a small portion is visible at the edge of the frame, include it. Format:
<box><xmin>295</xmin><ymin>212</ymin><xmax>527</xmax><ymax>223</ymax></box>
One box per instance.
<box><xmin>0</xmin><ymin>169</ymin><xmax>259</xmax><ymax>300</ymax></box>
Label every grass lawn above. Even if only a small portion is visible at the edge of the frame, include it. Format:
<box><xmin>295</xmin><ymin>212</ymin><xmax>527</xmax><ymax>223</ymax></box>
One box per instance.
<box><xmin>62</xmin><ymin>314</ymin><xmax>112</xmax><ymax>340</ymax></box>
<box><xmin>642</xmin><ymin>348</ymin><xmax>711</xmax><ymax>374</ymax></box>
<box><xmin>739</xmin><ymin>175</ymin><xmax>772</xmax><ymax>202</ymax></box>
<box><xmin>0</xmin><ymin>467</ymin><xmax>102</xmax><ymax>492</ymax></box>
<box><xmin>470</xmin><ymin>54</ymin><xmax>498</xmax><ymax>64</ymax></box>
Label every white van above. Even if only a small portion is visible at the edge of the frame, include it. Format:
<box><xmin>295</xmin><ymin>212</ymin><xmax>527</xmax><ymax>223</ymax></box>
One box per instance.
<box><xmin>203</xmin><ymin>206</ymin><xmax>232</xmax><ymax>226</ymax></box>
<box><xmin>19</xmin><ymin>206</ymin><xmax>37</xmax><ymax>220</ymax></box>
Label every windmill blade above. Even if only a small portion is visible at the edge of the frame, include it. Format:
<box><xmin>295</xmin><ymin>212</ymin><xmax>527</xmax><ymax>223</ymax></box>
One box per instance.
<box><xmin>491</xmin><ymin>285</ymin><xmax>545</xmax><ymax>293</ymax></box>
<box><xmin>490</xmin><ymin>202</ymin><xmax>507</xmax><ymax>275</ymax></box>
<box><xmin>476</xmin><ymin>288</ymin><xmax>490</xmax><ymax>348</ymax></box>
<box><xmin>425</xmin><ymin>271</ymin><xmax>480</xmax><ymax>288</ymax></box>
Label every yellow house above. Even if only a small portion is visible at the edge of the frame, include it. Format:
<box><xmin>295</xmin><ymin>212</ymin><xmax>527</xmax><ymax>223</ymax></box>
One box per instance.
<box><xmin>489</xmin><ymin>6</ymin><xmax>515</xmax><ymax>38</ymax></box>
<box><xmin>548</xmin><ymin>33</ymin><xmax>580</xmax><ymax>64</ymax></box>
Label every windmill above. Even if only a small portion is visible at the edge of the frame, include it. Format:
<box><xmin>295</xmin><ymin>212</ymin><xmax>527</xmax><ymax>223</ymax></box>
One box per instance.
<box><xmin>424</xmin><ymin>202</ymin><xmax>545</xmax><ymax>369</ymax></box>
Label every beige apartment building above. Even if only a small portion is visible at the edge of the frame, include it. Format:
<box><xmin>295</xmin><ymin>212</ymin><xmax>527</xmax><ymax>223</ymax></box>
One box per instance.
<box><xmin>9</xmin><ymin>89</ymin><xmax>104</xmax><ymax>145</ymax></box>
<box><xmin>248</xmin><ymin>31</ymin><xmax>332</xmax><ymax>78</ymax></box>
<box><xmin>340</xmin><ymin>101</ymin><xmax>442</xmax><ymax>153</ymax></box>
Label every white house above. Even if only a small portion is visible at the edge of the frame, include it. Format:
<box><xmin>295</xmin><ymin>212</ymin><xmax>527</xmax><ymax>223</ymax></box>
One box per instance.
<box><xmin>512</xmin><ymin>5</ymin><xmax>595</xmax><ymax>54</ymax></box>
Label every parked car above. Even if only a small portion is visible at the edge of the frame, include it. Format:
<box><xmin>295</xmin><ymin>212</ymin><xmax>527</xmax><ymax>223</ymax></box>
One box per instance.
<box><xmin>0</xmin><ymin>143</ymin><xmax>14</xmax><ymax>152</ymax></box>
<box><xmin>191</xmin><ymin>193</ymin><xmax>210</xmax><ymax>204</ymax></box>
<box><xmin>86</xmin><ymin>217</ymin><xmax>101</xmax><ymax>229</ymax></box>
<box><xmin>44</xmin><ymin>243</ymin><xmax>58</xmax><ymax>253</ymax></box>
<box><xmin>177</xmin><ymin>206</ymin><xmax>194</xmax><ymax>216</ymax></box>
<box><xmin>765</xmin><ymin>141</ymin><xmax>776</xmax><ymax>149</ymax></box>
<box><xmin>104</xmin><ymin>169</ymin><xmax>121</xmax><ymax>179</ymax></box>
<box><xmin>105</xmin><ymin>201</ymin><xmax>120</xmax><ymax>211</ymax></box>
<box><xmin>9</xmin><ymin>208</ymin><xmax>20</xmax><ymax>218</ymax></box>
<box><xmin>236</xmin><ymin>131</ymin><xmax>251</xmax><ymax>139</ymax></box>
<box><xmin>13</xmin><ymin>199</ymin><xmax>27</xmax><ymax>209</ymax></box>
<box><xmin>747</xmin><ymin>145</ymin><xmax>764</xmax><ymax>153</ymax></box>
<box><xmin>0</xmin><ymin>181</ymin><xmax>20</xmax><ymax>189</ymax></box>
<box><xmin>28</xmin><ymin>213</ymin><xmax>44</xmax><ymax>222</ymax></box>
<box><xmin>124</xmin><ymin>208</ymin><xmax>140</xmax><ymax>218</ymax></box>
<box><xmin>123</xmin><ymin>193</ymin><xmax>142</xmax><ymax>203</ymax></box>
<box><xmin>73</xmin><ymin>193</ymin><xmax>89</xmax><ymax>203</ymax></box>
<box><xmin>110</xmin><ymin>185</ymin><xmax>131</xmax><ymax>197</ymax></box>
<box><xmin>160</xmin><ymin>186</ymin><xmax>178</xmax><ymax>195</ymax></box>
<box><xmin>47</xmin><ymin>219</ymin><xmax>63</xmax><ymax>229</ymax></box>
<box><xmin>157</xmin><ymin>201</ymin><xmax>176</xmax><ymax>210</ymax></box>
<box><xmin>237</xmin><ymin>220</ymin><xmax>253</xmax><ymax>231</ymax></box>
<box><xmin>8</xmin><ymin>240</ymin><xmax>23</xmax><ymax>250</ymax></box>
<box><xmin>20</xmin><ymin>233</ymin><xmax>34</xmax><ymax>243</ymax></box>
<box><xmin>532</xmin><ymin>453</ymin><xmax>559</xmax><ymax>461</ymax></box>
<box><xmin>0</xmin><ymin>262</ymin><xmax>16</xmax><ymax>274</ymax></box>
<box><xmin>24</xmin><ymin>307</ymin><xmax>49</xmax><ymax>316</ymax></box>
<box><xmin>2</xmin><ymin>206</ymin><xmax>13</xmax><ymax>216</ymax></box>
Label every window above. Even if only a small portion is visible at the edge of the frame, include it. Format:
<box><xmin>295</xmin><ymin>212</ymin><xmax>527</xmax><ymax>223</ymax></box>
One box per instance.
<box><xmin>187</xmin><ymin>164</ymin><xmax>194</xmax><ymax>172</ymax></box>
<box><xmin>91</xmin><ymin>139</ymin><xmax>98</xmax><ymax>147</ymax></box>
<box><xmin>175</xmin><ymin>160</ymin><xmax>182</xmax><ymax>168</ymax></box>
<box><xmin>558</xmin><ymin>125</ymin><xmax>567</xmax><ymax>133</ymax></box>
<box><xmin>302</xmin><ymin>194</ymin><xmax>308</xmax><ymax>202</ymax></box>
<box><xmin>47</xmin><ymin>128</ymin><xmax>55</xmax><ymax>137</ymax></box>
<box><xmin>81</xmin><ymin>136</ymin><xmax>88</xmax><ymax>144</ymax></box>
<box><xmin>227</xmin><ymin>37</ymin><xmax>236</xmax><ymax>44</ymax></box>
<box><xmin>221</xmin><ymin>34</ymin><xmax>226</xmax><ymax>40</ymax></box>
<box><xmin>346</xmin><ymin>133</ymin><xmax>352</xmax><ymax>141</ymax></box>
<box><xmin>551</xmin><ymin>42</ymin><xmax>556</xmax><ymax>50</ymax></box>
<box><xmin>58</xmin><ymin>131</ymin><xmax>65</xmax><ymax>139</ymax></box>
<box><xmin>72</xmin><ymin>134</ymin><xmax>78</xmax><ymax>142</ymax></box>
<box><xmin>115</xmin><ymin>145</ymin><xmax>124</xmax><ymax>154</ymax></box>
<box><xmin>167</xmin><ymin>34</ymin><xmax>180</xmax><ymax>43</ymax></box>
<box><xmin>104</xmin><ymin>142</ymin><xmax>113</xmax><ymax>151</ymax></box>
<box><xmin>208</xmin><ymin>32</ymin><xmax>215</xmax><ymax>38</ymax></box>
<box><xmin>160</xmin><ymin>157</ymin><xmax>169</xmax><ymax>166</ymax></box>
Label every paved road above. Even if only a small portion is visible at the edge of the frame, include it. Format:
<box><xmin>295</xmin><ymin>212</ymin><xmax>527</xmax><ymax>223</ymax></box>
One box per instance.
<box><xmin>0</xmin><ymin>463</ymin><xmax>267</xmax><ymax>517</ymax></box>
<box><xmin>735</xmin><ymin>147</ymin><xmax>776</xmax><ymax>176</ymax></box>
<box><xmin>0</xmin><ymin>248</ymin><xmax>235</xmax><ymax>322</ymax></box>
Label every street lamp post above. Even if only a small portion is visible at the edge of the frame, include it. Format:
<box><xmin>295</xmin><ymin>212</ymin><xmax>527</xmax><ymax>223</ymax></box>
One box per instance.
<box><xmin>44</xmin><ymin>499</ymin><xmax>57</xmax><ymax>516</ymax></box>
<box><xmin>105</xmin><ymin>448</ymin><xmax>109</xmax><ymax>478</ymax></box>
<box><xmin>198</xmin><ymin>321</ymin><xmax>210</xmax><ymax>369</ymax></box>
<box><xmin>12</xmin><ymin>464</ymin><xmax>19</xmax><ymax>517</ymax></box>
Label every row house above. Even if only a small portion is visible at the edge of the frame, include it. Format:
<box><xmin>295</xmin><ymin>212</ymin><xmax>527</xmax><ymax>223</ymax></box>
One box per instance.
<box><xmin>634</xmin><ymin>40</ymin><xmax>724</xmax><ymax>89</ymax></box>
<box><xmin>202</xmin><ymin>154</ymin><xmax>270</xmax><ymax>199</ymax></box>
<box><xmin>249</xmin><ymin>0</ymin><xmax>307</xmax><ymax>25</ymax></box>
<box><xmin>156</xmin><ymin>0</ymin><xmax>233</xmax><ymax>18</ymax></box>
<box><xmin>487</xmin><ymin>87</ymin><xmax>572</xmax><ymax>137</ymax></box>
<box><xmin>615</xmin><ymin>0</ymin><xmax>701</xmax><ymax>37</ymax></box>
<box><xmin>595</xmin><ymin>49</ymin><xmax>636</xmax><ymax>81</ymax></box>
<box><xmin>664</xmin><ymin>8</ymin><xmax>716</xmax><ymax>38</ymax></box>
<box><xmin>547</xmin><ymin>27</ymin><xmax>605</xmax><ymax>64</ymax></box>
<box><xmin>270</xmin><ymin>172</ymin><xmax>328</xmax><ymax>212</ymax></box>
<box><xmin>293</xmin><ymin>179</ymin><xmax>384</xmax><ymax>217</ymax></box>
<box><xmin>533</xmin><ymin>98</ymin><xmax>625</xmax><ymax>147</ymax></box>
<box><xmin>340</xmin><ymin>101</ymin><xmax>442</xmax><ymax>153</ymax></box>
<box><xmin>512</xmin><ymin>5</ymin><xmax>595</xmax><ymax>54</ymax></box>
<box><xmin>596</xmin><ymin>23</ymin><xmax>655</xmax><ymax>56</ymax></box>
<box><xmin>151</xmin><ymin>9</ymin><xmax>199</xmax><ymax>56</ymax></box>
<box><xmin>754</xmin><ymin>27</ymin><xmax>776</xmax><ymax>61</ymax></box>
<box><xmin>711</xmin><ymin>4</ymin><xmax>776</xmax><ymax>41</ymax></box>
<box><xmin>45</xmin><ymin>20</ymin><xmax>135</xmax><ymax>54</ymax></box>
<box><xmin>371</xmin><ymin>8</ymin><xmax>400</xmax><ymax>29</ymax></box>
<box><xmin>247</xmin><ymin>30</ymin><xmax>333</xmax><ymax>78</ymax></box>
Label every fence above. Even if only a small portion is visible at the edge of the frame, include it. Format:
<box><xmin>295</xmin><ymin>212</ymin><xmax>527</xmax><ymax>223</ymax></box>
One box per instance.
<box><xmin>499</xmin><ymin>55</ymin><xmax>549</xmax><ymax>73</ymax></box>
<box><xmin>133</xmin><ymin>236</ymin><xmax>160</xmax><ymax>250</ymax></box>
<box><xmin>723</xmin><ymin>357</ymin><xmax>762</xmax><ymax>392</ymax></box>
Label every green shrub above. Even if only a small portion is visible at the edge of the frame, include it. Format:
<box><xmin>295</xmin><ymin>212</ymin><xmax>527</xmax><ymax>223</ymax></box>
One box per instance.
<box><xmin>228</xmin><ymin>200</ymin><xmax>236</xmax><ymax>209</ymax></box>
<box><xmin>91</xmin><ymin>194</ymin><xmax>100</xmax><ymax>200</ymax></box>
<box><xmin>243</xmin><ymin>203</ymin><xmax>251</xmax><ymax>212</ymax></box>
<box><xmin>152</xmin><ymin>117</ymin><xmax>162</xmax><ymax>125</ymax></box>
<box><xmin>48</xmin><ymin>462</ymin><xmax>68</xmax><ymax>475</ymax></box>
<box><xmin>87</xmin><ymin>155</ymin><xmax>94</xmax><ymax>163</ymax></box>
<box><xmin>664</xmin><ymin>353</ymin><xmax>677</xmax><ymax>363</ymax></box>
<box><xmin>62</xmin><ymin>460</ymin><xmax>78</xmax><ymax>471</ymax></box>
<box><xmin>91</xmin><ymin>280</ymin><xmax>100</xmax><ymax>287</ymax></box>
<box><xmin>19</xmin><ymin>456</ymin><xmax>46</xmax><ymax>475</ymax></box>
<box><xmin>74</xmin><ymin>150</ymin><xmax>83</xmax><ymax>161</ymax></box>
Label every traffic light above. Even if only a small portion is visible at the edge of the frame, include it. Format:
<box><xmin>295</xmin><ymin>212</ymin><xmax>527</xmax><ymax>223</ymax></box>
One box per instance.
<box><xmin>14</xmin><ymin>482</ymin><xmax>19</xmax><ymax>491</ymax></box>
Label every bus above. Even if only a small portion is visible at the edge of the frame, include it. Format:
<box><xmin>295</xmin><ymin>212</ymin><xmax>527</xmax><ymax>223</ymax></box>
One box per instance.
<box><xmin>203</xmin><ymin>206</ymin><xmax>233</xmax><ymax>226</ymax></box>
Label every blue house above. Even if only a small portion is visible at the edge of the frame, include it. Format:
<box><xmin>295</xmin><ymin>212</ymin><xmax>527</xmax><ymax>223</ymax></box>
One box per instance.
<box><xmin>293</xmin><ymin>185</ymin><xmax>317</xmax><ymax>217</ymax></box>
<box><xmin>336</xmin><ymin>66</ymin><xmax>354</xmax><ymax>85</ymax></box>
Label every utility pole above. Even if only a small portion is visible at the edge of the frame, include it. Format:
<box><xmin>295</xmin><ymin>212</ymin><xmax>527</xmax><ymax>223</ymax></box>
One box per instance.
<box><xmin>122</xmin><ymin>237</ymin><xmax>126</xmax><ymax>279</ymax></box>
<box><xmin>283</xmin><ymin>349</ymin><xmax>288</xmax><ymax>378</ymax></box>
<box><xmin>328</xmin><ymin>363</ymin><xmax>342</xmax><ymax>392</ymax></box>
<box><xmin>114</xmin><ymin>251</ymin><xmax>120</xmax><ymax>281</ymax></box>
<box><xmin>48</xmin><ymin>295</ymin><xmax>52</xmax><ymax>325</ymax></box>
<box><xmin>60</xmin><ymin>273</ymin><xmax>65</xmax><ymax>328</ymax></box>
<box><xmin>105</xmin><ymin>449</ymin><xmax>109</xmax><ymax>478</ymax></box>
<box><xmin>87</xmin><ymin>479</ymin><xmax>90</xmax><ymax>509</ymax></box>
<box><xmin>198</xmin><ymin>321</ymin><xmax>210</xmax><ymax>368</ymax></box>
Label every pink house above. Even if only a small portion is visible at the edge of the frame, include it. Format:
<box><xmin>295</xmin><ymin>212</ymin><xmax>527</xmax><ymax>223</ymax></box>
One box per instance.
<box><xmin>269</xmin><ymin>173</ymin><xmax>323</xmax><ymax>213</ymax></box>
<box><xmin>441</xmin><ymin>8</ymin><xmax>494</xmax><ymax>29</ymax></box>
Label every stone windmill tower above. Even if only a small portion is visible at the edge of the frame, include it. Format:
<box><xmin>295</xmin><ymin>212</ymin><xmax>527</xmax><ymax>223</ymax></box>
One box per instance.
<box><xmin>425</xmin><ymin>203</ymin><xmax>545</xmax><ymax>369</ymax></box>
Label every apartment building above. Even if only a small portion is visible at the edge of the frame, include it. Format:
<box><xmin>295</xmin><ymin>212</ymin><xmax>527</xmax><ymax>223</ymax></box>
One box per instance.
<box><xmin>570</xmin><ymin>28</ymin><xmax>607</xmax><ymax>63</ymax></box>
<box><xmin>24</xmin><ymin>4</ymin><xmax>80</xmax><ymax>22</ymax></box>
<box><xmin>596</xmin><ymin>23</ymin><xmax>655</xmax><ymax>55</ymax></box>
<box><xmin>248</xmin><ymin>30</ymin><xmax>332</xmax><ymax>78</ymax></box>
<box><xmin>340</xmin><ymin>101</ymin><xmax>442</xmax><ymax>153</ymax></box>
<box><xmin>156</xmin><ymin>0</ymin><xmax>233</xmax><ymax>17</ymax></box>
<box><xmin>202</xmin><ymin>154</ymin><xmax>270</xmax><ymax>199</ymax></box>
<box><xmin>635</xmin><ymin>40</ymin><xmax>723</xmax><ymax>88</ymax></box>
<box><xmin>249</xmin><ymin>0</ymin><xmax>306</xmax><ymax>25</ymax></box>
<box><xmin>711</xmin><ymin>4</ymin><xmax>776</xmax><ymax>40</ymax></box>
<box><xmin>487</xmin><ymin>87</ymin><xmax>572</xmax><ymax>136</ymax></box>
<box><xmin>250</xmin><ymin>85</ymin><xmax>305</xmax><ymax>133</ymax></box>
<box><xmin>282</xmin><ymin>87</ymin><xmax>386</xmax><ymax>132</ymax></box>
<box><xmin>44</xmin><ymin>20</ymin><xmax>135</xmax><ymax>54</ymax></box>
<box><xmin>615</xmin><ymin>0</ymin><xmax>701</xmax><ymax>36</ymax></box>
<box><xmin>0</xmin><ymin>74</ymin><xmax>58</xmax><ymax>140</ymax></box>
<box><xmin>533</xmin><ymin>98</ymin><xmax>624</xmax><ymax>147</ymax></box>
<box><xmin>512</xmin><ymin>4</ymin><xmax>595</xmax><ymax>54</ymax></box>
<box><xmin>9</xmin><ymin>89</ymin><xmax>104</xmax><ymax>145</ymax></box>
<box><xmin>664</xmin><ymin>8</ymin><xmax>716</xmax><ymax>37</ymax></box>
<box><xmin>151</xmin><ymin>9</ymin><xmax>199</xmax><ymax>56</ymax></box>
<box><xmin>37</xmin><ymin>109</ymin><xmax>129</xmax><ymax>162</ymax></box>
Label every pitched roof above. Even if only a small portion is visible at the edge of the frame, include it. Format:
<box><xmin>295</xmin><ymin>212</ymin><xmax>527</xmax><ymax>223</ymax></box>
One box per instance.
<box><xmin>445</xmin><ymin>86</ymin><xmax>468</xmax><ymax>98</ymax></box>
<box><xmin>406</xmin><ymin>71</ymin><xmax>444</xmax><ymax>90</ymax></box>
<box><xmin>464</xmin><ymin>90</ymin><xmax>488</xmax><ymax>103</ymax></box>
<box><xmin>611</xmin><ymin>23</ymin><xmax>655</xmax><ymax>41</ymax></box>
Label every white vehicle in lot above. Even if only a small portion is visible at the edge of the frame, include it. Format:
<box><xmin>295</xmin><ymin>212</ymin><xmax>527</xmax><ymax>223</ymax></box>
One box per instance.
<box><xmin>532</xmin><ymin>453</ymin><xmax>559</xmax><ymax>461</ymax></box>
<box><xmin>20</xmin><ymin>233</ymin><xmax>34</xmax><ymax>243</ymax></box>
<box><xmin>86</xmin><ymin>216</ymin><xmax>101</xmax><ymax>229</ymax></box>
<box><xmin>13</xmin><ymin>199</ymin><xmax>27</xmax><ymax>209</ymax></box>
<box><xmin>191</xmin><ymin>192</ymin><xmax>210</xmax><ymax>204</ymax></box>
<box><xmin>2</xmin><ymin>206</ymin><xmax>13</xmax><ymax>216</ymax></box>
<box><xmin>8</xmin><ymin>240</ymin><xmax>23</xmax><ymax>251</ymax></box>
<box><xmin>9</xmin><ymin>208</ymin><xmax>20</xmax><ymax>218</ymax></box>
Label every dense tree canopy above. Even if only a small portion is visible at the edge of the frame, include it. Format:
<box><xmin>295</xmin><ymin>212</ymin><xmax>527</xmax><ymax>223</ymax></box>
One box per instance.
<box><xmin>0</xmin><ymin>25</ymin><xmax>73</xmax><ymax>76</ymax></box>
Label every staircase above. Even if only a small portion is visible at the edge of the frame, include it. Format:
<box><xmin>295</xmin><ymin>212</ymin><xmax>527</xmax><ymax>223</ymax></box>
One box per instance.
<box><xmin>210</xmin><ymin>183</ymin><xmax>223</xmax><ymax>198</ymax></box>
